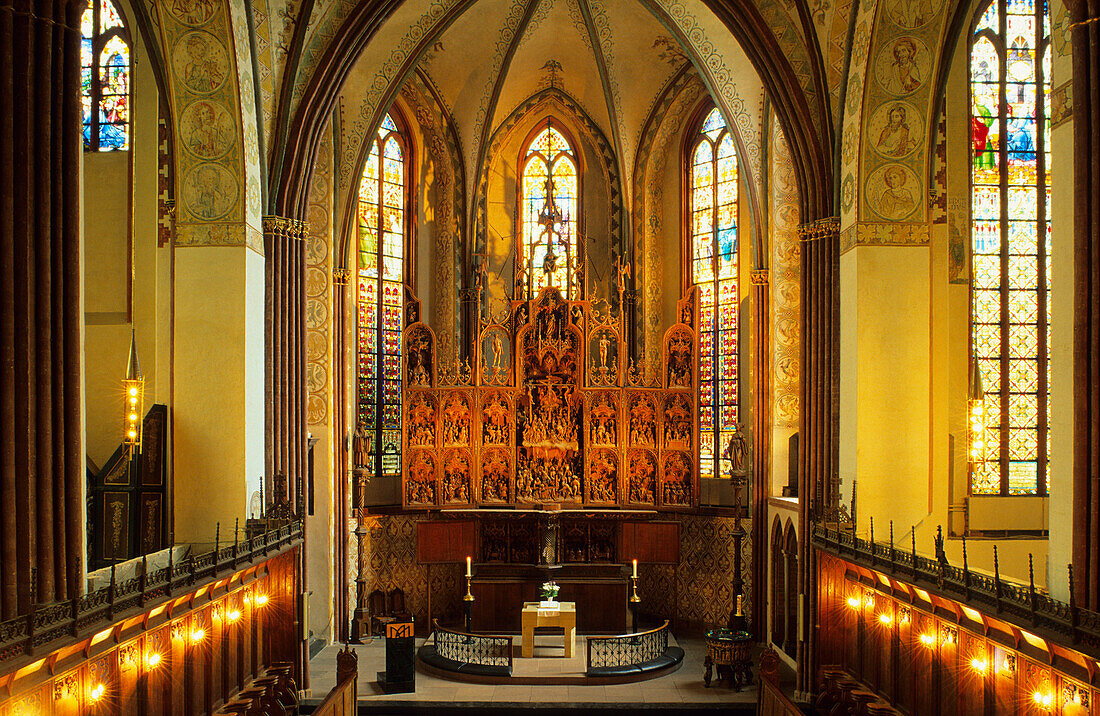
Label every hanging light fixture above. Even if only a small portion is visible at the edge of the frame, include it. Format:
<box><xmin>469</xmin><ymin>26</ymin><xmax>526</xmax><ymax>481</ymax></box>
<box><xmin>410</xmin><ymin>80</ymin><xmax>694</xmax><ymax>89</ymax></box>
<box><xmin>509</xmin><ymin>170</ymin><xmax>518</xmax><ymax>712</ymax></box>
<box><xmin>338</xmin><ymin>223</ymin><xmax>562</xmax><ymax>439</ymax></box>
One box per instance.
<box><xmin>968</xmin><ymin>358</ymin><xmax>986</xmax><ymax>464</ymax></box>
<box><xmin>122</xmin><ymin>329</ymin><xmax>144</xmax><ymax>451</ymax></box>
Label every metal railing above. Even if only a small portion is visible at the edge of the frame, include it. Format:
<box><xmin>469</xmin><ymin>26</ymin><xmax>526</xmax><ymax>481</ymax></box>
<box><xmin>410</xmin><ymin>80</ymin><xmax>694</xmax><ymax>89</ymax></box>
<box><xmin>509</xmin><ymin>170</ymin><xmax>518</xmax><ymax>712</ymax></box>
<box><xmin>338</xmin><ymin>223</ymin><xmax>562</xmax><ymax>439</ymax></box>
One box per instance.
<box><xmin>0</xmin><ymin>519</ymin><xmax>303</xmax><ymax>666</ymax></box>
<box><xmin>431</xmin><ymin>620</ymin><xmax>514</xmax><ymax>669</ymax></box>
<box><xmin>812</xmin><ymin>522</ymin><xmax>1100</xmax><ymax>658</ymax></box>
<box><xmin>586</xmin><ymin>620</ymin><xmax>670</xmax><ymax>668</ymax></box>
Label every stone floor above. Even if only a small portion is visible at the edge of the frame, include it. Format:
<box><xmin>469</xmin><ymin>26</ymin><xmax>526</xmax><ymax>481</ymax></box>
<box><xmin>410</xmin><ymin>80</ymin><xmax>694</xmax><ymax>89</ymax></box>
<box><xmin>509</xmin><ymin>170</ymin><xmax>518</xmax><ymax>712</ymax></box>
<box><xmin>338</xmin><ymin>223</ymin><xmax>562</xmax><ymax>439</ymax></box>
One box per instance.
<box><xmin>304</xmin><ymin>631</ymin><xmax>772</xmax><ymax>710</ymax></box>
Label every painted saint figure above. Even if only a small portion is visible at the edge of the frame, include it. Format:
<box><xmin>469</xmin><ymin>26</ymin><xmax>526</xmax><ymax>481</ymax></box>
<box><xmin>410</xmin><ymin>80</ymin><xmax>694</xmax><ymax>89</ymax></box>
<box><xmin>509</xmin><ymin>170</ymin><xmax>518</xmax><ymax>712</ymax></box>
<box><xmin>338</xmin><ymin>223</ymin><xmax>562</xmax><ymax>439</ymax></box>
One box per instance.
<box><xmin>879</xmin><ymin>165</ymin><xmax>915</xmax><ymax>218</ymax></box>
<box><xmin>876</xmin><ymin>103</ymin><xmax>916</xmax><ymax>157</ymax></box>
<box><xmin>884</xmin><ymin>38</ymin><xmax>922</xmax><ymax>94</ymax></box>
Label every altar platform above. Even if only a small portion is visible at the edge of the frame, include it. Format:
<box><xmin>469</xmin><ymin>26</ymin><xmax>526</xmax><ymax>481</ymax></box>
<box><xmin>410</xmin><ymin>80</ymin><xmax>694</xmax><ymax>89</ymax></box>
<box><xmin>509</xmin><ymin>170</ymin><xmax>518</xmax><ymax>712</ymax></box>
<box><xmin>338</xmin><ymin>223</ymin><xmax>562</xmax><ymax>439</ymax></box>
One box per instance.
<box><xmin>303</xmin><ymin>634</ymin><xmax>777</xmax><ymax>712</ymax></box>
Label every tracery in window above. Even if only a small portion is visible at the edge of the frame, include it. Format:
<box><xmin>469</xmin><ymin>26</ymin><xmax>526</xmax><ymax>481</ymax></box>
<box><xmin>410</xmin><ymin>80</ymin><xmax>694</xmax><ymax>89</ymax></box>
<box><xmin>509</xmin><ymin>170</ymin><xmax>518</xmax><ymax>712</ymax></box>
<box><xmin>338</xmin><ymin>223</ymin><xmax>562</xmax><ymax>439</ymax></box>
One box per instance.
<box><xmin>969</xmin><ymin>0</ymin><xmax>1050</xmax><ymax>495</ymax></box>
<box><xmin>521</xmin><ymin>121</ymin><xmax>579</xmax><ymax>299</ymax></box>
<box><xmin>357</xmin><ymin>114</ymin><xmax>406</xmax><ymax>477</ymax></box>
<box><xmin>689</xmin><ymin>107</ymin><xmax>739</xmax><ymax>479</ymax></box>
<box><xmin>81</xmin><ymin>0</ymin><xmax>131</xmax><ymax>151</ymax></box>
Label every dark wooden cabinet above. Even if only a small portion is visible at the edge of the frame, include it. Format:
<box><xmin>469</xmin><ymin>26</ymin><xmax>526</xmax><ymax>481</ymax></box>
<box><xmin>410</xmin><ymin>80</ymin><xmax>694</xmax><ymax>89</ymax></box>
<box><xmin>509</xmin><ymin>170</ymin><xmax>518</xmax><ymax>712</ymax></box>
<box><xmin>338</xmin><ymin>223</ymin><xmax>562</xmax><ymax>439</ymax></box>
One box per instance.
<box><xmin>470</xmin><ymin>563</ymin><xmax>629</xmax><ymax>633</ymax></box>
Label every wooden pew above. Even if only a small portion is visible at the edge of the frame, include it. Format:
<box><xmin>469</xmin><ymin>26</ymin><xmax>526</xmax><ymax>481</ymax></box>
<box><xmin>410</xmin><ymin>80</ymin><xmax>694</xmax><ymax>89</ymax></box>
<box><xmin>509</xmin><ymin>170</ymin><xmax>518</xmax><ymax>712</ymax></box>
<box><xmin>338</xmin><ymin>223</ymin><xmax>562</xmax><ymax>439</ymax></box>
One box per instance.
<box><xmin>311</xmin><ymin>645</ymin><xmax>359</xmax><ymax>716</ymax></box>
<box><xmin>757</xmin><ymin>647</ymin><xmax>804</xmax><ymax>716</ymax></box>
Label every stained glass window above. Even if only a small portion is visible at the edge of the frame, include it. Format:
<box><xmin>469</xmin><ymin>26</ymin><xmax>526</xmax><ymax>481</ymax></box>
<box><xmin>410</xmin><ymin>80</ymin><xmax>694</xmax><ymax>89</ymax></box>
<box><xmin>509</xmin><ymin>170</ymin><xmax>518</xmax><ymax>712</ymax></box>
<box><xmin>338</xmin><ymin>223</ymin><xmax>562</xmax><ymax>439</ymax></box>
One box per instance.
<box><xmin>81</xmin><ymin>0</ymin><xmax>131</xmax><ymax>151</ymax></box>
<box><xmin>521</xmin><ymin>121</ymin><xmax>579</xmax><ymax>299</ymax></box>
<box><xmin>357</xmin><ymin>114</ymin><xmax>405</xmax><ymax>478</ymax></box>
<box><xmin>969</xmin><ymin>0</ymin><xmax>1050</xmax><ymax>495</ymax></box>
<box><xmin>689</xmin><ymin>107</ymin><xmax>739</xmax><ymax>479</ymax></box>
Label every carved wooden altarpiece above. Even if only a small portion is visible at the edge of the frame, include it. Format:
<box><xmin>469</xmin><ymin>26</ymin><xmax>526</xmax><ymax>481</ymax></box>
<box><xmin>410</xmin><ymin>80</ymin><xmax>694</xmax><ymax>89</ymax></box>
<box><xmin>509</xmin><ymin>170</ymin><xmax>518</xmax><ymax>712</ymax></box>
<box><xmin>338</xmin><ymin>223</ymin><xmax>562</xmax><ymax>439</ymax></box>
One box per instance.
<box><xmin>401</xmin><ymin>287</ymin><xmax>701</xmax><ymax>510</ymax></box>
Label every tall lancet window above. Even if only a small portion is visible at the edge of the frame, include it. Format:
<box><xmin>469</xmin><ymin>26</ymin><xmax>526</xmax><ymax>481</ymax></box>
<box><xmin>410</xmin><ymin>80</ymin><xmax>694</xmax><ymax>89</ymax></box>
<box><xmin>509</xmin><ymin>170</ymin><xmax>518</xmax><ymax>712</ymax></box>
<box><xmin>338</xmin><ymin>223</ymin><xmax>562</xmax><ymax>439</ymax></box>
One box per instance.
<box><xmin>689</xmin><ymin>107</ymin><xmax>739</xmax><ymax>479</ymax></box>
<box><xmin>521</xmin><ymin>121</ymin><xmax>580</xmax><ymax>299</ymax></box>
<box><xmin>81</xmin><ymin>0</ymin><xmax>131</xmax><ymax>150</ymax></box>
<box><xmin>969</xmin><ymin>0</ymin><xmax>1050</xmax><ymax>495</ymax></box>
<box><xmin>357</xmin><ymin>114</ymin><xmax>406</xmax><ymax>478</ymax></box>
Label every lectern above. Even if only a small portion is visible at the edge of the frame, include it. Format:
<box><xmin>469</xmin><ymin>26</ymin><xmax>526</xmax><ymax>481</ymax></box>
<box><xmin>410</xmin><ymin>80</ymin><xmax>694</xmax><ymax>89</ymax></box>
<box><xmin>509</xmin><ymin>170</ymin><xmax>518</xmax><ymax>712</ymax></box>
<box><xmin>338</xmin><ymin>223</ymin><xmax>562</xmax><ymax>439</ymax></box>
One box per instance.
<box><xmin>377</xmin><ymin>620</ymin><xmax>415</xmax><ymax>693</ymax></box>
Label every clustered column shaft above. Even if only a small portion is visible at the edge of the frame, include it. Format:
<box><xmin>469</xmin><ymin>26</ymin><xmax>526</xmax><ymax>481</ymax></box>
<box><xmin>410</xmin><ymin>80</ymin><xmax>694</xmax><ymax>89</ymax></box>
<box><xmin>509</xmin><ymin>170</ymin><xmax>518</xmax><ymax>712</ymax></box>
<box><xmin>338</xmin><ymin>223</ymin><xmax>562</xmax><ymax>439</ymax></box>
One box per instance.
<box><xmin>1069</xmin><ymin>0</ymin><xmax>1100</xmax><ymax>611</ymax></box>
<box><xmin>796</xmin><ymin>216</ymin><xmax>839</xmax><ymax>694</ymax></box>
<box><xmin>263</xmin><ymin>216</ymin><xmax>308</xmax><ymax>506</ymax></box>
<box><xmin>0</xmin><ymin>0</ymin><xmax>85</xmax><ymax>620</ymax></box>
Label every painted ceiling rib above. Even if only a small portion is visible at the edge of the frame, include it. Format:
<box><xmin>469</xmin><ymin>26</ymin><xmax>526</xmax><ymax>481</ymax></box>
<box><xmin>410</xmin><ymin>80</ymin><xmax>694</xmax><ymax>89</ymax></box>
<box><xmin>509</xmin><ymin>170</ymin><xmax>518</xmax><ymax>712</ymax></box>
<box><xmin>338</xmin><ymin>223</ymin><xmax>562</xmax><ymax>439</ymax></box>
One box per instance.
<box><xmin>467</xmin><ymin>0</ymin><xmax>546</xmax><ymax>246</ymax></box>
<box><xmin>575</xmin><ymin>0</ymin><xmax>630</xmax><ymax>255</ymax></box>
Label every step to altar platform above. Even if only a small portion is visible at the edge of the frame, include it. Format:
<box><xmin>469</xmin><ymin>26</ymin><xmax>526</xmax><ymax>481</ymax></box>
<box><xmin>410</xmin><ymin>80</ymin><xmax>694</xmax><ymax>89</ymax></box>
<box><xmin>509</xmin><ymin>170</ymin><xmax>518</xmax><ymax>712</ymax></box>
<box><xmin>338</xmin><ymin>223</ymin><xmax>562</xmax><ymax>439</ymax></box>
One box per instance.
<box><xmin>304</xmin><ymin>636</ymin><xmax>773</xmax><ymax>711</ymax></box>
<box><xmin>418</xmin><ymin>632</ymin><xmax>683</xmax><ymax>685</ymax></box>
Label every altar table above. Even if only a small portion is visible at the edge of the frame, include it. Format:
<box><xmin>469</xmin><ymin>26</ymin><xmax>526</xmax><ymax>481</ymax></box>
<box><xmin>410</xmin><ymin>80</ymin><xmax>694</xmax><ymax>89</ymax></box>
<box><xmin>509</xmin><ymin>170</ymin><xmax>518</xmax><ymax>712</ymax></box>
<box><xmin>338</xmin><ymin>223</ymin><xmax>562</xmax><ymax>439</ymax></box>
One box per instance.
<box><xmin>521</xmin><ymin>601</ymin><xmax>576</xmax><ymax>658</ymax></box>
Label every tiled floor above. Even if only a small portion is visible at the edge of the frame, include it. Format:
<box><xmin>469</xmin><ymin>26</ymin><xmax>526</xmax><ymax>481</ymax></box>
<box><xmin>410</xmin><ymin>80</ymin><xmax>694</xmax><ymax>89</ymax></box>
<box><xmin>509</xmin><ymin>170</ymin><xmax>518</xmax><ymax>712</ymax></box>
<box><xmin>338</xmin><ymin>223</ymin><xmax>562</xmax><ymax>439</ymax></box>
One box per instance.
<box><xmin>304</xmin><ymin>632</ymin><xmax>767</xmax><ymax>709</ymax></box>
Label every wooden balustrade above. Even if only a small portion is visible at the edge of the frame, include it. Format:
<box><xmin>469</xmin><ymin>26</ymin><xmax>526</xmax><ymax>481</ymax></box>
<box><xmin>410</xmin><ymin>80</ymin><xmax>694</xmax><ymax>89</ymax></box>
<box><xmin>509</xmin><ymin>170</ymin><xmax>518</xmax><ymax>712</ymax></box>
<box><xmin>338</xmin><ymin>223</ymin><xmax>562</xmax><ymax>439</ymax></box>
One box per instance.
<box><xmin>0</xmin><ymin>522</ymin><xmax>303</xmax><ymax>715</ymax></box>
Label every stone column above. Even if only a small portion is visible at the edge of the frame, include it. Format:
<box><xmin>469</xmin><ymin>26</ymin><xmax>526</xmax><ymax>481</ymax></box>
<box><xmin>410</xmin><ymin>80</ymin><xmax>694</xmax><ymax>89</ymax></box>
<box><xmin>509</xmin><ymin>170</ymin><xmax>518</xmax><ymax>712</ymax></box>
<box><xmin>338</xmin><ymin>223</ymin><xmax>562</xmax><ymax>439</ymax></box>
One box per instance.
<box><xmin>263</xmin><ymin>216</ymin><xmax>308</xmax><ymax>505</ymax></box>
<box><xmin>0</xmin><ymin>0</ymin><xmax>86</xmax><ymax>618</ymax></box>
<box><xmin>796</xmin><ymin>217</ymin><xmax>840</xmax><ymax>694</ymax></box>
<box><xmin>750</xmin><ymin>268</ymin><xmax>770</xmax><ymax>641</ymax></box>
<box><xmin>1068</xmin><ymin>0</ymin><xmax>1100</xmax><ymax>610</ymax></box>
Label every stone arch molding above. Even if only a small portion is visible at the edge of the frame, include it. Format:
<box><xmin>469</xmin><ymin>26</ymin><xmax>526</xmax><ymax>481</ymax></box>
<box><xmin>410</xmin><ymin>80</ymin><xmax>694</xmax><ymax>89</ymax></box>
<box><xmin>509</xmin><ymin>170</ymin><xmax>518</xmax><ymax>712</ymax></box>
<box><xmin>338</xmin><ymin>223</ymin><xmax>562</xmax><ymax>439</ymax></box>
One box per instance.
<box><xmin>275</xmin><ymin>0</ymin><xmax>824</xmax><ymax>226</ymax></box>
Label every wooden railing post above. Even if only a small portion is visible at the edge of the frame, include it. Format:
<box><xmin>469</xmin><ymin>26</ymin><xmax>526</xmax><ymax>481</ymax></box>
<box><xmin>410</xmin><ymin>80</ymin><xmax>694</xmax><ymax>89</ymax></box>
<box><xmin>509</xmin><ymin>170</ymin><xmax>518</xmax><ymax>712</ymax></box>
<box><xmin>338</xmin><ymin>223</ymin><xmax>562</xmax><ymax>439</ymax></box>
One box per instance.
<box><xmin>993</xmin><ymin>546</ymin><xmax>1002</xmax><ymax>613</ymax></box>
<box><xmin>962</xmin><ymin>535</ymin><xmax>971</xmax><ymax>602</ymax></box>
<box><xmin>1029</xmin><ymin>554</ymin><xmax>1038</xmax><ymax>626</ymax></box>
<box><xmin>108</xmin><ymin>563</ymin><xmax>116</xmax><ymax>619</ymax></box>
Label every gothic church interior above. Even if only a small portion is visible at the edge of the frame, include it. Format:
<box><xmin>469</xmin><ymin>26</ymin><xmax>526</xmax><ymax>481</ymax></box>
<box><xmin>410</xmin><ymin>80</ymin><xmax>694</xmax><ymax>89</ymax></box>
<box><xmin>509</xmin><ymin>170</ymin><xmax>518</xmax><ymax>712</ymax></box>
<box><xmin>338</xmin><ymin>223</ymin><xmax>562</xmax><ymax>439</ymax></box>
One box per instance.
<box><xmin>1</xmin><ymin>0</ymin><xmax>1098</xmax><ymax>711</ymax></box>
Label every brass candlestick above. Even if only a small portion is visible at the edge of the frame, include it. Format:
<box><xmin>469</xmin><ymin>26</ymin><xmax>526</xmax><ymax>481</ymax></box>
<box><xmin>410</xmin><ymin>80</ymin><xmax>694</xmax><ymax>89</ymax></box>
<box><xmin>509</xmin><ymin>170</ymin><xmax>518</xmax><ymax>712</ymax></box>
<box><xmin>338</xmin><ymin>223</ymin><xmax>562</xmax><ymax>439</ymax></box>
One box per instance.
<box><xmin>463</xmin><ymin>575</ymin><xmax>474</xmax><ymax>633</ymax></box>
<box><xmin>629</xmin><ymin>575</ymin><xmax>640</xmax><ymax>633</ymax></box>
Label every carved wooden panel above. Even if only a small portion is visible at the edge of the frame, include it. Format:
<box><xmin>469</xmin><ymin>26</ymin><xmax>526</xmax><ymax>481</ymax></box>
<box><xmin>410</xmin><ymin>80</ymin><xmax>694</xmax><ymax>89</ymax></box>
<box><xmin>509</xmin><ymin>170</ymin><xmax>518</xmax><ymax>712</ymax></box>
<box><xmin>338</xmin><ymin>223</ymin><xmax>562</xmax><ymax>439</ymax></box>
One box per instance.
<box><xmin>478</xmin><ymin>447</ymin><xmax>512</xmax><ymax>504</ymax></box>
<box><xmin>626</xmin><ymin>448</ymin><xmax>658</xmax><ymax>505</ymax></box>
<box><xmin>479</xmin><ymin>390</ymin><xmax>513</xmax><ymax>447</ymax></box>
<box><xmin>405</xmin><ymin>391</ymin><xmax>438</xmax><ymax>449</ymax></box>
<box><xmin>627</xmin><ymin>392</ymin><xmax>658</xmax><ymax>448</ymax></box>
<box><xmin>441</xmin><ymin>448</ymin><xmax>472</xmax><ymax>506</ymax></box>
<box><xmin>661</xmin><ymin>451</ymin><xmax>694</xmax><ymax>507</ymax></box>
<box><xmin>405</xmin><ymin>450</ymin><xmax>438</xmax><ymax>507</ymax></box>
<box><xmin>586</xmin><ymin>390</ymin><xmax>619</xmax><ymax>446</ymax></box>
<box><xmin>662</xmin><ymin>392</ymin><xmax>693</xmax><ymax>451</ymax></box>
<box><xmin>664</xmin><ymin>323</ymin><xmax>696</xmax><ymax>390</ymax></box>
<box><xmin>440</xmin><ymin>391</ymin><xmax>472</xmax><ymax>447</ymax></box>
<box><xmin>404</xmin><ymin>322</ymin><xmax>435</xmax><ymax>389</ymax></box>
<box><xmin>586</xmin><ymin>447</ymin><xmax>618</xmax><ymax>504</ymax></box>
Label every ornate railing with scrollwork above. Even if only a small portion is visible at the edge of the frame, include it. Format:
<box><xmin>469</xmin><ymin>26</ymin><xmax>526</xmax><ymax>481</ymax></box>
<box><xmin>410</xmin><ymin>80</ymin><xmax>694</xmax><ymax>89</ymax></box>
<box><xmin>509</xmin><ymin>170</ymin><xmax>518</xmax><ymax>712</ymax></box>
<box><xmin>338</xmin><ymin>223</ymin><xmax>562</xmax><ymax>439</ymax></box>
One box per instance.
<box><xmin>431</xmin><ymin>620</ymin><xmax>514</xmax><ymax>669</ymax></box>
<box><xmin>586</xmin><ymin>620</ymin><xmax>670</xmax><ymax>668</ymax></box>
<box><xmin>0</xmin><ymin>519</ymin><xmax>303</xmax><ymax>667</ymax></box>
<box><xmin>812</xmin><ymin>522</ymin><xmax>1100</xmax><ymax>658</ymax></box>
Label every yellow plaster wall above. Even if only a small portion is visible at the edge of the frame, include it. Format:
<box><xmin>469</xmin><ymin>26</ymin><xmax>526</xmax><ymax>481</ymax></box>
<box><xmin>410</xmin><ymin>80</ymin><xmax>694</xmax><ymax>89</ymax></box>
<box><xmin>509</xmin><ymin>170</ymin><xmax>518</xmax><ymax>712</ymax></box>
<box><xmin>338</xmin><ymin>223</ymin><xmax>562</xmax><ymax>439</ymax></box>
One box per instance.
<box><xmin>840</xmin><ymin>245</ymin><xmax>931</xmax><ymax>537</ymax></box>
<box><xmin>171</xmin><ymin>246</ymin><xmax>265</xmax><ymax>544</ymax></box>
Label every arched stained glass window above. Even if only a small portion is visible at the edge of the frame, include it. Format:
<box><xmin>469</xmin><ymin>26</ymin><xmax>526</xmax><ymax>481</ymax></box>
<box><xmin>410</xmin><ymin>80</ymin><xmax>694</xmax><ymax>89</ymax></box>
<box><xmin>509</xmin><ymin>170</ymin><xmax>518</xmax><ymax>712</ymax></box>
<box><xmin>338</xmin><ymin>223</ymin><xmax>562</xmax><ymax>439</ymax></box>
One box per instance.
<box><xmin>81</xmin><ymin>0</ymin><xmax>131</xmax><ymax>151</ymax></box>
<box><xmin>357</xmin><ymin>114</ymin><xmax>406</xmax><ymax>478</ymax></box>
<box><xmin>689</xmin><ymin>107</ymin><xmax>739</xmax><ymax>479</ymax></box>
<box><xmin>969</xmin><ymin>0</ymin><xmax>1050</xmax><ymax>495</ymax></box>
<box><xmin>521</xmin><ymin>121</ymin><xmax>579</xmax><ymax>299</ymax></box>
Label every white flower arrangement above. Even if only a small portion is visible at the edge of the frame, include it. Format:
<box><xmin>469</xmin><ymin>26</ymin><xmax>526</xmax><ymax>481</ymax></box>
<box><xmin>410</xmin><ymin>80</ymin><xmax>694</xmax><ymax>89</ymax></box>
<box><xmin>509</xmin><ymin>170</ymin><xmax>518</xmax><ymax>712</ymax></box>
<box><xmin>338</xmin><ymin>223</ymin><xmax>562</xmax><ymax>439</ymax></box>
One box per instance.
<box><xmin>539</xmin><ymin>580</ymin><xmax>560</xmax><ymax>601</ymax></box>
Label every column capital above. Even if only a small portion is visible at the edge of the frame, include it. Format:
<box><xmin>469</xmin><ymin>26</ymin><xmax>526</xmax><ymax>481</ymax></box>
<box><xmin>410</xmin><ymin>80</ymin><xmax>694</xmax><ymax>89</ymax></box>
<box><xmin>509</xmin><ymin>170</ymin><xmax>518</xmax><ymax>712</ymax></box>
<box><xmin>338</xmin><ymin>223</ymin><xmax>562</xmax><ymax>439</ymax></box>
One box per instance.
<box><xmin>333</xmin><ymin>268</ymin><xmax>352</xmax><ymax>286</ymax></box>
<box><xmin>750</xmin><ymin>269</ymin><xmax>769</xmax><ymax>285</ymax></box>
<box><xmin>797</xmin><ymin>217</ymin><xmax>840</xmax><ymax>242</ymax></box>
<box><xmin>262</xmin><ymin>215</ymin><xmax>305</xmax><ymax>241</ymax></box>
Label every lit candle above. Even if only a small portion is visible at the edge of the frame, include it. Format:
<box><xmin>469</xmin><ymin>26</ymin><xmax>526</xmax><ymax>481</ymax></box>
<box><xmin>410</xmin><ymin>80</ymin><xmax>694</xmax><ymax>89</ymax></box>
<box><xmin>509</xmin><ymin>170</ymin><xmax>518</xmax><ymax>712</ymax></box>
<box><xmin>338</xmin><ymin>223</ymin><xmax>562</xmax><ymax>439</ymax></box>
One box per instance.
<box><xmin>466</xmin><ymin>556</ymin><xmax>472</xmax><ymax>577</ymax></box>
<box><xmin>632</xmin><ymin>559</ymin><xmax>637</xmax><ymax>578</ymax></box>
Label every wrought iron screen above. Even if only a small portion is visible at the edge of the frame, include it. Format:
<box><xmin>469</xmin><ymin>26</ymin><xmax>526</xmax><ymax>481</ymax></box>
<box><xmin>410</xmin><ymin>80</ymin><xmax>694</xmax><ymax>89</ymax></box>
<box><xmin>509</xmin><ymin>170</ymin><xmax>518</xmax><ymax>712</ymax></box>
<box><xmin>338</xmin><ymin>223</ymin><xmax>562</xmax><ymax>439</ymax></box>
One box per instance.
<box><xmin>586</xmin><ymin>620</ymin><xmax>669</xmax><ymax>668</ymax></box>
<box><xmin>432</xmin><ymin>623</ymin><xmax>513</xmax><ymax>667</ymax></box>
